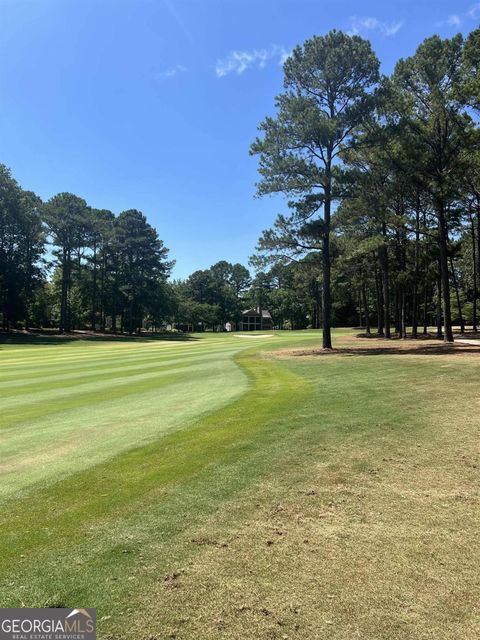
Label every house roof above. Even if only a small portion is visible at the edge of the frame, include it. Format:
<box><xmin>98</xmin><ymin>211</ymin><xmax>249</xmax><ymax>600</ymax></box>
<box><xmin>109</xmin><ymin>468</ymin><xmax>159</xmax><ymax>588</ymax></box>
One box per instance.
<box><xmin>241</xmin><ymin>308</ymin><xmax>272</xmax><ymax>319</ymax></box>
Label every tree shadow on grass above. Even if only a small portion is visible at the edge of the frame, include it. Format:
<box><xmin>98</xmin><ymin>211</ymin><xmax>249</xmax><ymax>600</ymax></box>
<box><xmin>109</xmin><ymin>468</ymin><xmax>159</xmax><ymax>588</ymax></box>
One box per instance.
<box><xmin>0</xmin><ymin>330</ymin><xmax>200</xmax><ymax>347</ymax></box>
<box><xmin>356</xmin><ymin>332</ymin><xmax>442</xmax><ymax>341</ymax></box>
<box><xmin>343</xmin><ymin>345</ymin><xmax>480</xmax><ymax>356</ymax></box>
<box><xmin>292</xmin><ymin>344</ymin><xmax>480</xmax><ymax>357</ymax></box>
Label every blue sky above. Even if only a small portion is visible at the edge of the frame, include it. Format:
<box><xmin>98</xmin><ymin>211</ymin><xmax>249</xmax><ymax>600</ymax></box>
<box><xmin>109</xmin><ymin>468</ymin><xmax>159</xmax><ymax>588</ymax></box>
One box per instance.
<box><xmin>0</xmin><ymin>0</ymin><xmax>478</xmax><ymax>278</ymax></box>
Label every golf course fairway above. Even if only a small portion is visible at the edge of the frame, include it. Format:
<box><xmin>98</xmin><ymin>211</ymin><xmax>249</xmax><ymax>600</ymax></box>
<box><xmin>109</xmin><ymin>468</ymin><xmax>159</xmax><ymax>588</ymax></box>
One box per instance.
<box><xmin>0</xmin><ymin>329</ymin><xmax>478</xmax><ymax>640</ymax></box>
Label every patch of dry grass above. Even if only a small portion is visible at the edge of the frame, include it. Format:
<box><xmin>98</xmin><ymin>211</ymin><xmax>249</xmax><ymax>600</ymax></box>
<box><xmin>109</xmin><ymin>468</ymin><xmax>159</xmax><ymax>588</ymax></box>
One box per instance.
<box><xmin>130</xmin><ymin>338</ymin><xmax>480</xmax><ymax>640</ymax></box>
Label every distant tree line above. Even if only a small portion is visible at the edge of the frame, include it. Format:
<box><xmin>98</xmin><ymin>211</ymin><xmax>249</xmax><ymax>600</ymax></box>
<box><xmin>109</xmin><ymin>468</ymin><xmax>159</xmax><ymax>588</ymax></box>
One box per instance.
<box><xmin>171</xmin><ymin>258</ymin><xmax>320</xmax><ymax>331</ymax></box>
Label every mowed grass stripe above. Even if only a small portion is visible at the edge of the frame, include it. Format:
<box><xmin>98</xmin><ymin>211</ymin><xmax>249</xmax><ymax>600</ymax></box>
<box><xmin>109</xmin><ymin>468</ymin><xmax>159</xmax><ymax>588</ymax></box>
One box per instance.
<box><xmin>0</xmin><ymin>333</ymin><xmax>320</xmax><ymax>499</ymax></box>
<box><xmin>0</xmin><ymin>338</ymin><xmax>236</xmax><ymax>372</ymax></box>
<box><xmin>0</xmin><ymin>343</ymin><xmax>246</xmax><ymax>387</ymax></box>
<box><xmin>0</xmin><ymin>341</ymin><xmax>189</xmax><ymax>366</ymax></box>
<box><xmin>0</xmin><ymin>356</ymin><xmax>242</xmax><ymax>425</ymax></box>
<box><xmin>0</xmin><ymin>346</ymin><xmax>310</xmax><ymax>583</ymax></box>
<box><xmin>0</xmin><ymin>347</ymin><xmax>245</xmax><ymax>396</ymax></box>
<box><xmin>0</xmin><ymin>361</ymin><xmax>245</xmax><ymax>433</ymax></box>
<box><xmin>0</xmin><ymin>368</ymin><xmax>189</xmax><ymax>429</ymax></box>
<box><xmin>0</xmin><ymin>378</ymin><xmax>247</xmax><ymax>499</ymax></box>
<box><xmin>0</xmin><ymin>355</ymin><xmax>250</xmax><ymax>498</ymax></box>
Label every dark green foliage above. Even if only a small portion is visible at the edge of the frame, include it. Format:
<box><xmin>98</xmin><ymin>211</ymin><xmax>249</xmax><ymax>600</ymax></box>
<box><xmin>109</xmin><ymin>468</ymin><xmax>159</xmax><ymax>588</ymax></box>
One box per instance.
<box><xmin>1</xmin><ymin>180</ymin><xmax>173</xmax><ymax>333</ymax></box>
<box><xmin>172</xmin><ymin>261</ymin><xmax>251</xmax><ymax>331</ymax></box>
<box><xmin>0</xmin><ymin>166</ymin><xmax>45</xmax><ymax>329</ymax></box>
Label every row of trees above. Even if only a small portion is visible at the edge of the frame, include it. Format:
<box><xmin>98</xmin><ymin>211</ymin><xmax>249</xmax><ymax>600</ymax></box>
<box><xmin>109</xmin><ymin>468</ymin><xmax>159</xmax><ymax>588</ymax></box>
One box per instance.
<box><xmin>2</xmin><ymin>28</ymin><xmax>480</xmax><ymax>340</ymax></box>
<box><xmin>251</xmin><ymin>28</ymin><xmax>480</xmax><ymax>346</ymax></box>
<box><xmin>1</xmin><ymin>141</ymin><xmax>479</xmax><ymax>335</ymax></box>
<box><xmin>171</xmin><ymin>259</ymin><xmax>321</xmax><ymax>331</ymax></box>
<box><xmin>172</xmin><ymin>261</ymin><xmax>250</xmax><ymax>330</ymax></box>
<box><xmin>0</xmin><ymin>167</ymin><xmax>172</xmax><ymax>333</ymax></box>
<box><xmin>0</xmin><ymin>157</ymin><xmax>323</xmax><ymax>333</ymax></box>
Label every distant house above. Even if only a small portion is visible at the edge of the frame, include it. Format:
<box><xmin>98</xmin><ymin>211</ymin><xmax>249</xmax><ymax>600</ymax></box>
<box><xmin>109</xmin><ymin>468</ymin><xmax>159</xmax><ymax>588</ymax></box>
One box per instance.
<box><xmin>239</xmin><ymin>308</ymin><xmax>273</xmax><ymax>331</ymax></box>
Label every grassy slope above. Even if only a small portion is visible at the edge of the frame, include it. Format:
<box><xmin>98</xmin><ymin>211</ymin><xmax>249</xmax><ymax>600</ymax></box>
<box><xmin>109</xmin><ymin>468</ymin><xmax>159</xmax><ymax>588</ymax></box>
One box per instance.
<box><xmin>0</xmin><ymin>330</ymin><xmax>478</xmax><ymax>639</ymax></box>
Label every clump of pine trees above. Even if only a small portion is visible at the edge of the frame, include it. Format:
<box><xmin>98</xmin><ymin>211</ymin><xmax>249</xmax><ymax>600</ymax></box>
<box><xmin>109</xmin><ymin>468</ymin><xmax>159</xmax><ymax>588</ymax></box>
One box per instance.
<box><xmin>251</xmin><ymin>28</ymin><xmax>480</xmax><ymax>345</ymax></box>
<box><xmin>0</xmin><ymin>169</ymin><xmax>172</xmax><ymax>334</ymax></box>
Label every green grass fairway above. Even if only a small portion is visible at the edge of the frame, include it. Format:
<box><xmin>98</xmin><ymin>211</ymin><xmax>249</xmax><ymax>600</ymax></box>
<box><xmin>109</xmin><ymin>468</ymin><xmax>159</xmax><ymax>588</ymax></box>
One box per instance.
<box><xmin>0</xmin><ymin>335</ymin><xmax>253</xmax><ymax>497</ymax></box>
<box><xmin>0</xmin><ymin>330</ymin><xmax>478</xmax><ymax>639</ymax></box>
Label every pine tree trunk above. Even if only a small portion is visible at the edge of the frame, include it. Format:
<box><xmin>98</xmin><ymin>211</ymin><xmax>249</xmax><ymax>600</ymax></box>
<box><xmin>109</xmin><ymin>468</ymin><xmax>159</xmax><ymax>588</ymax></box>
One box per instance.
<box><xmin>436</xmin><ymin>266</ymin><xmax>443</xmax><ymax>340</ymax></box>
<box><xmin>128</xmin><ymin>299</ymin><xmax>133</xmax><ymax>335</ymax></box>
<box><xmin>422</xmin><ymin>283</ymin><xmax>429</xmax><ymax>335</ymax></box>
<box><xmin>374</xmin><ymin>260</ymin><xmax>384</xmax><ymax>336</ymax></box>
<box><xmin>358</xmin><ymin>288</ymin><xmax>363</xmax><ymax>328</ymax></box>
<box><xmin>475</xmin><ymin>194</ymin><xmax>480</xmax><ymax>333</ymax></box>
<box><xmin>60</xmin><ymin>248</ymin><xmax>70</xmax><ymax>333</ymax></box>
<box><xmin>450</xmin><ymin>255</ymin><xmax>465</xmax><ymax>334</ymax></box>
<box><xmin>379</xmin><ymin>226</ymin><xmax>390</xmax><ymax>339</ymax></box>
<box><xmin>412</xmin><ymin>202</ymin><xmax>420</xmax><ymax>338</ymax></box>
<box><xmin>470</xmin><ymin>211</ymin><xmax>478</xmax><ymax>333</ymax></box>
<box><xmin>362</xmin><ymin>281</ymin><xmax>371</xmax><ymax>335</ymax></box>
<box><xmin>401</xmin><ymin>288</ymin><xmax>407</xmax><ymax>338</ymax></box>
<box><xmin>91</xmin><ymin>243</ymin><xmax>97</xmax><ymax>331</ymax></box>
<box><xmin>437</xmin><ymin>202</ymin><xmax>453</xmax><ymax>342</ymax></box>
<box><xmin>422</xmin><ymin>210</ymin><xmax>429</xmax><ymax>335</ymax></box>
<box><xmin>322</xmin><ymin>165</ymin><xmax>333</xmax><ymax>349</ymax></box>
<box><xmin>111</xmin><ymin>279</ymin><xmax>117</xmax><ymax>333</ymax></box>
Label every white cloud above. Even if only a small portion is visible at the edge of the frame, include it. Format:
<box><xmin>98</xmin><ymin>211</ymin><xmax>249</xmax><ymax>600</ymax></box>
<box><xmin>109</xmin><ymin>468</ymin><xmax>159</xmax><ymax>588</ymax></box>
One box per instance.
<box><xmin>436</xmin><ymin>13</ymin><xmax>462</xmax><ymax>28</ymax></box>
<box><xmin>215</xmin><ymin>45</ymin><xmax>290</xmax><ymax>78</ymax></box>
<box><xmin>348</xmin><ymin>16</ymin><xmax>404</xmax><ymax>37</ymax></box>
<box><xmin>437</xmin><ymin>3</ymin><xmax>480</xmax><ymax>29</ymax></box>
<box><xmin>447</xmin><ymin>14</ymin><xmax>462</xmax><ymax>26</ymax></box>
<box><xmin>468</xmin><ymin>2</ymin><xmax>480</xmax><ymax>19</ymax></box>
<box><xmin>156</xmin><ymin>64</ymin><xmax>186</xmax><ymax>80</ymax></box>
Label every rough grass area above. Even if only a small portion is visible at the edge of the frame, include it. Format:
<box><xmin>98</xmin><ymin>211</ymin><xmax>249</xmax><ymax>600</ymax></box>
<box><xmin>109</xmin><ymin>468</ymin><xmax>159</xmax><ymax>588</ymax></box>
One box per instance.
<box><xmin>0</xmin><ymin>330</ymin><xmax>478</xmax><ymax>639</ymax></box>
